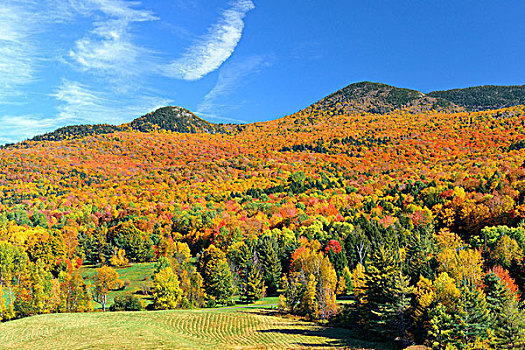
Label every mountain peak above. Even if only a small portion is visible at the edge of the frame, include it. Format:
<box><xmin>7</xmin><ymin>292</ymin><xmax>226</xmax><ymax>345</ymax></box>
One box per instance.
<box><xmin>306</xmin><ymin>81</ymin><xmax>462</xmax><ymax>115</ymax></box>
<box><xmin>126</xmin><ymin>106</ymin><xmax>222</xmax><ymax>134</ymax></box>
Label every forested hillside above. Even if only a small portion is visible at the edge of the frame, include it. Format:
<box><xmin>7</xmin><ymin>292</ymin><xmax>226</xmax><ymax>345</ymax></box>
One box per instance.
<box><xmin>16</xmin><ymin>106</ymin><xmax>226</xmax><ymax>145</ymax></box>
<box><xmin>1</xmin><ymin>83</ymin><xmax>525</xmax><ymax>349</ymax></box>
<box><xmin>429</xmin><ymin>85</ymin><xmax>525</xmax><ymax>111</ymax></box>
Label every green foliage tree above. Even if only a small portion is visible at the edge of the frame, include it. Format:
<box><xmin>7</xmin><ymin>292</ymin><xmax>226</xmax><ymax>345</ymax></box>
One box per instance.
<box><xmin>112</xmin><ymin>222</ymin><xmax>154</xmax><ymax>262</ymax></box>
<box><xmin>358</xmin><ymin>245</ymin><xmax>411</xmax><ymax>340</ymax></box>
<box><xmin>153</xmin><ymin>267</ymin><xmax>183</xmax><ymax>310</ymax></box>
<box><xmin>199</xmin><ymin>245</ymin><xmax>233</xmax><ymax>305</ymax></box>
<box><xmin>485</xmin><ymin>271</ymin><xmax>525</xmax><ymax>348</ymax></box>
<box><xmin>242</xmin><ymin>263</ymin><xmax>263</xmax><ymax>303</ymax></box>
<box><xmin>453</xmin><ymin>283</ymin><xmax>492</xmax><ymax>348</ymax></box>
<box><xmin>258</xmin><ymin>233</ymin><xmax>282</xmax><ymax>295</ymax></box>
<box><xmin>110</xmin><ymin>294</ymin><xmax>144</xmax><ymax>311</ymax></box>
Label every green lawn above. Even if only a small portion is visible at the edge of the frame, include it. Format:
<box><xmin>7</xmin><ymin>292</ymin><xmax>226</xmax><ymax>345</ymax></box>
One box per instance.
<box><xmin>0</xmin><ymin>308</ymin><xmax>392</xmax><ymax>350</ymax></box>
<box><xmin>80</xmin><ymin>263</ymin><xmax>155</xmax><ymax>309</ymax></box>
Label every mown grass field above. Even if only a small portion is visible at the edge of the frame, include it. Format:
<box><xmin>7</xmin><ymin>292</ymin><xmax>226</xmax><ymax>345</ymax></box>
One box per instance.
<box><xmin>0</xmin><ymin>308</ymin><xmax>392</xmax><ymax>350</ymax></box>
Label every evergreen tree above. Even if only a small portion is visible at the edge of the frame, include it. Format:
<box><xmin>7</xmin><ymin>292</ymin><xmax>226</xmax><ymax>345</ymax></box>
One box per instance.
<box><xmin>208</xmin><ymin>258</ymin><xmax>234</xmax><ymax>306</ymax></box>
<box><xmin>199</xmin><ymin>245</ymin><xmax>233</xmax><ymax>305</ymax></box>
<box><xmin>389</xmin><ymin>271</ymin><xmax>414</xmax><ymax>339</ymax></box>
<box><xmin>485</xmin><ymin>272</ymin><xmax>525</xmax><ymax>348</ymax></box>
<box><xmin>406</xmin><ymin>231</ymin><xmax>435</xmax><ymax>284</ymax></box>
<box><xmin>453</xmin><ymin>282</ymin><xmax>492</xmax><ymax>348</ymax></box>
<box><xmin>242</xmin><ymin>264</ymin><xmax>263</xmax><ymax>303</ymax></box>
<box><xmin>258</xmin><ymin>234</ymin><xmax>282</xmax><ymax>295</ymax></box>
<box><xmin>358</xmin><ymin>245</ymin><xmax>401</xmax><ymax>339</ymax></box>
<box><xmin>429</xmin><ymin>303</ymin><xmax>457</xmax><ymax>350</ymax></box>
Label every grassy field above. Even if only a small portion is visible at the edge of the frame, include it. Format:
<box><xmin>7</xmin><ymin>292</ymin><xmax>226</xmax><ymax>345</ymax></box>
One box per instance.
<box><xmin>0</xmin><ymin>308</ymin><xmax>392</xmax><ymax>350</ymax></box>
<box><xmin>80</xmin><ymin>263</ymin><xmax>155</xmax><ymax>309</ymax></box>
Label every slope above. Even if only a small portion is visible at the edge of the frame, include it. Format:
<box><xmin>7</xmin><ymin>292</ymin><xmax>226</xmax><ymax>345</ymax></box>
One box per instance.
<box><xmin>304</xmin><ymin>81</ymin><xmax>463</xmax><ymax>115</ymax></box>
<box><xmin>23</xmin><ymin>106</ymin><xmax>225</xmax><ymax>144</ymax></box>
<box><xmin>428</xmin><ymin>84</ymin><xmax>525</xmax><ymax>111</ymax></box>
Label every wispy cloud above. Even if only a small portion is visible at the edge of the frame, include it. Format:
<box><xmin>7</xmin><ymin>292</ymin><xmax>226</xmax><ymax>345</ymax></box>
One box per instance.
<box><xmin>197</xmin><ymin>55</ymin><xmax>270</xmax><ymax>123</ymax></box>
<box><xmin>165</xmin><ymin>0</ymin><xmax>255</xmax><ymax>81</ymax></box>
<box><xmin>0</xmin><ymin>2</ymin><xmax>36</xmax><ymax>102</ymax></box>
<box><xmin>0</xmin><ymin>114</ymin><xmax>61</xmax><ymax>144</ymax></box>
<box><xmin>68</xmin><ymin>0</ymin><xmax>157</xmax><ymax>79</ymax></box>
<box><xmin>0</xmin><ymin>79</ymin><xmax>172</xmax><ymax>144</ymax></box>
<box><xmin>53</xmin><ymin>79</ymin><xmax>171</xmax><ymax>125</ymax></box>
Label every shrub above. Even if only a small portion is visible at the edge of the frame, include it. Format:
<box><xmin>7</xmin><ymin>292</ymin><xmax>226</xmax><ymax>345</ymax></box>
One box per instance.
<box><xmin>110</xmin><ymin>295</ymin><xmax>144</xmax><ymax>311</ymax></box>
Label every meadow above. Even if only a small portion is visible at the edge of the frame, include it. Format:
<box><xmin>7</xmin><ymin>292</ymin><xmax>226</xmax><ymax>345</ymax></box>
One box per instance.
<box><xmin>0</xmin><ymin>308</ymin><xmax>390</xmax><ymax>350</ymax></box>
<box><xmin>80</xmin><ymin>263</ymin><xmax>156</xmax><ymax>309</ymax></box>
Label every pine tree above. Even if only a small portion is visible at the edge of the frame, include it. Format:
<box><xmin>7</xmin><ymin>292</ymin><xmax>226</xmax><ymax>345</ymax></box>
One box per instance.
<box><xmin>429</xmin><ymin>303</ymin><xmax>457</xmax><ymax>350</ymax></box>
<box><xmin>242</xmin><ymin>264</ymin><xmax>263</xmax><ymax>303</ymax></box>
<box><xmin>208</xmin><ymin>259</ymin><xmax>234</xmax><ymax>306</ymax></box>
<box><xmin>485</xmin><ymin>271</ymin><xmax>525</xmax><ymax>348</ymax></box>
<box><xmin>358</xmin><ymin>245</ymin><xmax>400</xmax><ymax>339</ymax></box>
<box><xmin>258</xmin><ymin>235</ymin><xmax>282</xmax><ymax>295</ymax></box>
<box><xmin>406</xmin><ymin>231</ymin><xmax>435</xmax><ymax>284</ymax></box>
<box><xmin>199</xmin><ymin>244</ymin><xmax>234</xmax><ymax>306</ymax></box>
<box><xmin>453</xmin><ymin>282</ymin><xmax>493</xmax><ymax>348</ymax></box>
<box><xmin>390</xmin><ymin>271</ymin><xmax>414</xmax><ymax>339</ymax></box>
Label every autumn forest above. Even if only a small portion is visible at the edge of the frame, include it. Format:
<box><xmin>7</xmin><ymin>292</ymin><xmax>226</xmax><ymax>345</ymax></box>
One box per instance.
<box><xmin>1</xmin><ymin>82</ymin><xmax>525</xmax><ymax>349</ymax></box>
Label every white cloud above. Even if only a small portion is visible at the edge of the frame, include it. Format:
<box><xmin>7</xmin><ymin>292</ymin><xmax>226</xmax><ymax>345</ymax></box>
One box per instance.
<box><xmin>0</xmin><ymin>79</ymin><xmax>172</xmax><ymax>144</ymax></box>
<box><xmin>53</xmin><ymin>79</ymin><xmax>171</xmax><ymax>125</ymax></box>
<box><xmin>197</xmin><ymin>55</ymin><xmax>269</xmax><ymax>122</ymax></box>
<box><xmin>0</xmin><ymin>2</ymin><xmax>36</xmax><ymax>102</ymax></box>
<box><xmin>165</xmin><ymin>0</ymin><xmax>255</xmax><ymax>81</ymax></box>
<box><xmin>68</xmin><ymin>0</ymin><xmax>157</xmax><ymax>78</ymax></box>
<box><xmin>0</xmin><ymin>114</ymin><xmax>61</xmax><ymax>144</ymax></box>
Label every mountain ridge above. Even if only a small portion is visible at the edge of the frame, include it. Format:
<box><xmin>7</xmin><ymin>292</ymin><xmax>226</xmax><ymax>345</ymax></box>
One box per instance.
<box><xmin>5</xmin><ymin>81</ymin><xmax>525</xmax><ymax>147</ymax></box>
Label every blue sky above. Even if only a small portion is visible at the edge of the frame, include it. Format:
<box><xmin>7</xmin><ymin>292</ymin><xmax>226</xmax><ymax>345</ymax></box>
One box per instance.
<box><xmin>1</xmin><ymin>0</ymin><xmax>524</xmax><ymax>143</ymax></box>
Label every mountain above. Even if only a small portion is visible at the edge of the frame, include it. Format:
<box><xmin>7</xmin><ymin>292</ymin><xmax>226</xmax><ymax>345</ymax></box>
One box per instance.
<box><xmin>25</xmin><ymin>106</ymin><xmax>226</xmax><ymax>144</ymax></box>
<box><xmin>428</xmin><ymin>85</ymin><xmax>525</xmax><ymax>111</ymax></box>
<box><xmin>304</xmin><ymin>81</ymin><xmax>464</xmax><ymax>115</ymax></box>
<box><xmin>10</xmin><ymin>82</ymin><xmax>525</xmax><ymax>147</ymax></box>
<box><xmin>126</xmin><ymin>106</ymin><xmax>223</xmax><ymax>134</ymax></box>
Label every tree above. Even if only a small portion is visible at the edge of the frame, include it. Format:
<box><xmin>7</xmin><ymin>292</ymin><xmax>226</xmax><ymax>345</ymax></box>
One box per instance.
<box><xmin>109</xmin><ymin>248</ymin><xmax>129</xmax><ymax>267</ymax></box>
<box><xmin>484</xmin><ymin>271</ymin><xmax>525</xmax><ymax>348</ymax></box>
<box><xmin>152</xmin><ymin>267</ymin><xmax>182</xmax><ymax>310</ymax></box>
<box><xmin>453</xmin><ymin>283</ymin><xmax>493</xmax><ymax>349</ymax></box>
<box><xmin>58</xmin><ymin>270</ymin><xmax>93</xmax><ymax>313</ymax></box>
<box><xmin>358</xmin><ymin>245</ymin><xmax>401</xmax><ymax>339</ymax></box>
<box><xmin>258</xmin><ymin>233</ymin><xmax>282</xmax><ymax>295</ymax></box>
<box><xmin>0</xmin><ymin>241</ymin><xmax>29</xmax><ymax>318</ymax></box>
<box><xmin>110</xmin><ymin>294</ymin><xmax>144</xmax><ymax>311</ymax></box>
<box><xmin>185</xmin><ymin>271</ymin><xmax>206</xmax><ymax>308</ymax></box>
<box><xmin>242</xmin><ymin>263</ymin><xmax>263</xmax><ymax>303</ymax></box>
<box><xmin>336</xmin><ymin>266</ymin><xmax>352</xmax><ymax>295</ymax></box>
<box><xmin>300</xmin><ymin>274</ymin><xmax>318</xmax><ymax>318</ymax></box>
<box><xmin>93</xmin><ymin>265</ymin><xmax>120</xmax><ymax>311</ymax></box>
<box><xmin>429</xmin><ymin>303</ymin><xmax>457</xmax><ymax>350</ymax></box>
<box><xmin>111</xmin><ymin>222</ymin><xmax>154</xmax><ymax>262</ymax></box>
<box><xmin>491</xmin><ymin>235</ymin><xmax>523</xmax><ymax>269</ymax></box>
<box><xmin>199</xmin><ymin>245</ymin><xmax>233</xmax><ymax>305</ymax></box>
<box><xmin>390</xmin><ymin>271</ymin><xmax>414</xmax><ymax>339</ymax></box>
<box><xmin>14</xmin><ymin>259</ymin><xmax>56</xmax><ymax>316</ymax></box>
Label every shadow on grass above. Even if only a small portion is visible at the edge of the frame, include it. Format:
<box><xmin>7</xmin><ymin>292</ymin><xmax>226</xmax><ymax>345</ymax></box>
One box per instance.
<box><xmin>257</xmin><ymin>327</ymin><xmax>395</xmax><ymax>350</ymax></box>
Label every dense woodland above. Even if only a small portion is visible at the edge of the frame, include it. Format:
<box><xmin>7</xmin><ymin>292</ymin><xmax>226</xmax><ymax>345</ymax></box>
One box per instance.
<box><xmin>1</xmin><ymin>83</ymin><xmax>525</xmax><ymax>349</ymax></box>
